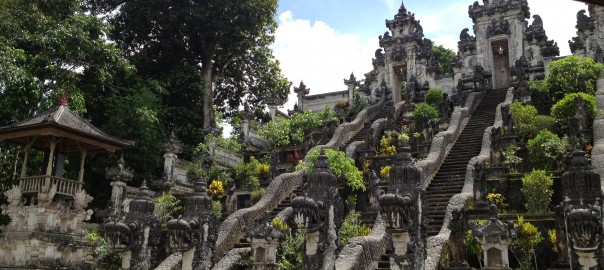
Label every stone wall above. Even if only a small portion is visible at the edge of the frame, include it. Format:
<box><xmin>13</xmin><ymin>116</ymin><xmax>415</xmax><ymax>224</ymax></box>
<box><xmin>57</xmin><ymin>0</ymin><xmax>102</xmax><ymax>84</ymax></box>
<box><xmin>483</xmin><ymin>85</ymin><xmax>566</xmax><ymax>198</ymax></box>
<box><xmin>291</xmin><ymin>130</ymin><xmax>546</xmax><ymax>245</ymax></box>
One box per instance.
<box><xmin>592</xmin><ymin>76</ymin><xmax>604</xmax><ymax>192</ymax></box>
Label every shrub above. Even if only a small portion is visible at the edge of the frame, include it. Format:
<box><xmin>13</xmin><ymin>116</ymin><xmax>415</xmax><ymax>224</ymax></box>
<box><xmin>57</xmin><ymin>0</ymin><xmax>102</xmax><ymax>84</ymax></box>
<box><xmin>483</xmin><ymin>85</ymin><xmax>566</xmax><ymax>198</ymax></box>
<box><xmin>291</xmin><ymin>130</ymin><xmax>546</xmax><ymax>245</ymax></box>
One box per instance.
<box><xmin>318</xmin><ymin>105</ymin><xmax>338</xmax><ymax>124</ymax></box>
<box><xmin>513</xmin><ymin>216</ymin><xmax>543</xmax><ymax>270</ymax></box>
<box><xmin>205</xmin><ymin>134</ymin><xmax>242</xmax><ymax>152</ymax></box>
<box><xmin>529</xmin><ymin>80</ymin><xmax>549</xmax><ymax>101</ymax></box>
<box><xmin>298</xmin><ymin>148</ymin><xmax>365</xmax><ymax>191</ymax></box>
<box><xmin>250</xmin><ymin>188</ymin><xmax>266</xmax><ymax>203</ymax></box>
<box><xmin>340</xmin><ymin>212</ymin><xmax>372</xmax><ymax>247</ymax></box>
<box><xmin>259</xmin><ymin>116</ymin><xmax>291</xmax><ymax>148</ymax></box>
<box><xmin>290</xmin><ymin>110</ymin><xmax>322</xmax><ymax>144</ymax></box>
<box><xmin>212</xmin><ymin>201</ymin><xmax>223</xmax><ymax>218</ymax></box>
<box><xmin>486</xmin><ymin>193</ymin><xmax>509</xmax><ymax>212</ymax></box>
<box><xmin>154</xmin><ymin>193</ymin><xmax>183</xmax><ymax>222</ymax></box>
<box><xmin>272</xmin><ymin>217</ymin><xmax>289</xmax><ymax>231</ymax></box>
<box><xmin>425</xmin><ymin>88</ymin><xmax>444</xmax><ymax>105</ymax></box>
<box><xmin>412</xmin><ymin>102</ymin><xmax>440</xmax><ymax>129</ymax></box>
<box><xmin>551</xmin><ymin>92</ymin><xmax>596</xmax><ymax>120</ymax></box>
<box><xmin>509</xmin><ymin>101</ymin><xmax>555</xmax><ymax>140</ymax></box>
<box><xmin>276</xmin><ymin>232</ymin><xmax>304</xmax><ymax>270</ymax></box>
<box><xmin>521</xmin><ymin>170</ymin><xmax>554</xmax><ymax>214</ymax></box>
<box><xmin>503</xmin><ymin>146</ymin><xmax>523</xmax><ymax>173</ymax></box>
<box><xmin>545</xmin><ymin>55</ymin><xmax>604</xmax><ymax>98</ymax></box>
<box><xmin>527</xmin><ymin>130</ymin><xmax>570</xmax><ymax>170</ymax></box>
<box><xmin>234</xmin><ymin>157</ymin><xmax>266</xmax><ymax>190</ymax></box>
<box><xmin>380</xmin><ymin>166</ymin><xmax>391</xmax><ymax>179</ymax></box>
<box><xmin>206</xmin><ymin>180</ymin><xmax>225</xmax><ymax>199</ymax></box>
<box><xmin>377</xmin><ymin>134</ymin><xmax>396</xmax><ymax>156</ymax></box>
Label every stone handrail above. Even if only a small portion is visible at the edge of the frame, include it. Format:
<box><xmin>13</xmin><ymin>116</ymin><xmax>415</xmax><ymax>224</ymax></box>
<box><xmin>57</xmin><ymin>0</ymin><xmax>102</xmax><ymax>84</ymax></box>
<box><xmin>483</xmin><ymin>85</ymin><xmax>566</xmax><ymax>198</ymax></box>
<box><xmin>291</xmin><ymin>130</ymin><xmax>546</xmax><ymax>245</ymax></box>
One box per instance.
<box><xmin>154</xmin><ymin>252</ymin><xmax>183</xmax><ymax>270</ymax></box>
<box><xmin>345</xmin><ymin>141</ymin><xmax>367</xmax><ymax>159</ymax></box>
<box><xmin>20</xmin><ymin>175</ymin><xmax>82</xmax><ymax>197</ymax></box>
<box><xmin>423</xmin><ymin>87</ymin><xmax>514</xmax><ymax>270</ymax></box>
<box><xmin>211</xmin><ymin>248</ymin><xmax>251</xmax><ymax>270</ymax></box>
<box><xmin>213</xmin><ymin>94</ymin><xmax>386</xmax><ymax>260</ymax></box>
<box><xmin>335</xmin><ymin>214</ymin><xmax>390</xmax><ymax>270</ymax></box>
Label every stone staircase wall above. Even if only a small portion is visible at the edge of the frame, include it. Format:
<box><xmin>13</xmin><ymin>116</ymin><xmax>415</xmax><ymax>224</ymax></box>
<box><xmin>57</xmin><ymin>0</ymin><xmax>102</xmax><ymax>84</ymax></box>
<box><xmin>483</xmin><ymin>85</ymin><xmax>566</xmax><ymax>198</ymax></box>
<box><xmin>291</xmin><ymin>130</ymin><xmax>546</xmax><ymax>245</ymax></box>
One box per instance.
<box><xmin>333</xmin><ymin>95</ymin><xmax>484</xmax><ymax>269</ymax></box>
<box><xmin>423</xmin><ymin>87</ymin><xmax>514</xmax><ymax>270</ymax></box>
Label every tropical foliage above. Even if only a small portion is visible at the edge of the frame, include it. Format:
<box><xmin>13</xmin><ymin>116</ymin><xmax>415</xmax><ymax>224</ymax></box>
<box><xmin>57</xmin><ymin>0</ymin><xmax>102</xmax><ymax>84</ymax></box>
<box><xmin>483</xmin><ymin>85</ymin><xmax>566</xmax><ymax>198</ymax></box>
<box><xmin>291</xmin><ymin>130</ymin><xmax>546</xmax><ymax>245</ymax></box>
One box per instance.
<box><xmin>544</xmin><ymin>55</ymin><xmax>604</xmax><ymax>98</ymax></box>
<box><xmin>521</xmin><ymin>170</ymin><xmax>554</xmax><ymax>214</ymax></box>
<box><xmin>298</xmin><ymin>148</ymin><xmax>365</xmax><ymax>191</ymax></box>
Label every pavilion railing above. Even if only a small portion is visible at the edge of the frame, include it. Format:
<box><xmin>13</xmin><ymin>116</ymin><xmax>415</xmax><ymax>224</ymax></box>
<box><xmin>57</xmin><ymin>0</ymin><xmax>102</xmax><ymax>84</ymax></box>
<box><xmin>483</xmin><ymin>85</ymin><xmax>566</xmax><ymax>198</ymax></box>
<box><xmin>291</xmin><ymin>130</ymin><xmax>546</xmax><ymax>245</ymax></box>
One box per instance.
<box><xmin>19</xmin><ymin>175</ymin><xmax>82</xmax><ymax>197</ymax></box>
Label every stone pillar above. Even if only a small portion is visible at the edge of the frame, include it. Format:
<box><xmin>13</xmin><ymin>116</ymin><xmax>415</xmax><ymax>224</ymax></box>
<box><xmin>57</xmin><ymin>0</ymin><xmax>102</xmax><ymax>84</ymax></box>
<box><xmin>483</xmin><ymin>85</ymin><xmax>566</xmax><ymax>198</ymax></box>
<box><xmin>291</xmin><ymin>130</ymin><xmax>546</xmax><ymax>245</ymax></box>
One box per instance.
<box><xmin>379</xmin><ymin>140</ymin><xmax>426</xmax><ymax>268</ymax></box>
<box><xmin>294</xmin><ymin>81</ymin><xmax>310</xmax><ymax>112</ymax></box>
<box><xmin>166</xmin><ymin>181</ymin><xmax>218</xmax><ymax>270</ymax></box>
<box><xmin>268</xmin><ymin>105</ymin><xmax>277</xmax><ymax>119</ymax></box>
<box><xmin>592</xmin><ymin>75</ymin><xmax>604</xmax><ymax>186</ymax></box>
<box><xmin>344</xmin><ymin>73</ymin><xmax>358</xmax><ymax>105</ymax></box>
<box><xmin>291</xmin><ymin>151</ymin><xmax>344</xmax><ymax>270</ymax></box>
<box><xmin>105</xmin><ymin>156</ymin><xmax>134</xmax><ymax>217</ymax></box>
<box><xmin>162</xmin><ymin>132</ymin><xmax>183</xmax><ymax>183</ymax></box>
<box><xmin>105</xmin><ymin>182</ymin><xmax>162</xmax><ymax>270</ymax></box>
<box><xmin>560</xmin><ymin>150</ymin><xmax>604</xmax><ymax>270</ymax></box>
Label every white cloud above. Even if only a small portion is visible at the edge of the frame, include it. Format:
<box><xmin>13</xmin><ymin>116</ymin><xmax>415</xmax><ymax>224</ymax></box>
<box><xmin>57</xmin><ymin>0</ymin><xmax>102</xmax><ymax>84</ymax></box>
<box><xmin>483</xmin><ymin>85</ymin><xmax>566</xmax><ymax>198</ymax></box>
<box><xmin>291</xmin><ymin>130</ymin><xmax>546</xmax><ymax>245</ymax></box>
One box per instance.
<box><xmin>272</xmin><ymin>1</ymin><xmax>589</xmax><ymax>113</ymax></box>
<box><xmin>273</xmin><ymin>11</ymin><xmax>377</xmax><ymax>111</ymax></box>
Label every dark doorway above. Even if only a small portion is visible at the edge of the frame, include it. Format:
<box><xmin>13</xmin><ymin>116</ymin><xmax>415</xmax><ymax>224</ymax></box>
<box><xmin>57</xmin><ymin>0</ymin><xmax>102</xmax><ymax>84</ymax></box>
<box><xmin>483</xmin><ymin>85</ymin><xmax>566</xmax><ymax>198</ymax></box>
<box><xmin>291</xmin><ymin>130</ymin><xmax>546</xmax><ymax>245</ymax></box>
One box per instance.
<box><xmin>491</xmin><ymin>39</ymin><xmax>511</xmax><ymax>89</ymax></box>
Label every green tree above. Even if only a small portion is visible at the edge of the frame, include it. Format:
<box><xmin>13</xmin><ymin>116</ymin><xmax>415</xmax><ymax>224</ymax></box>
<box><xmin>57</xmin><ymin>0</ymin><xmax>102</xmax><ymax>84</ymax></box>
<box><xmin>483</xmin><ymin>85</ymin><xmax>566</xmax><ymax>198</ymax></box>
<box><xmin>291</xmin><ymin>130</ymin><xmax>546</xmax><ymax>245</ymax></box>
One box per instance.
<box><xmin>0</xmin><ymin>0</ymin><xmax>130</xmax><ymax>122</ymax></box>
<box><xmin>521</xmin><ymin>170</ymin><xmax>554</xmax><ymax>214</ymax></box>
<box><xmin>432</xmin><ymin>45</ymin><xmax>456</xmax><ymax>74</ymax></box>
<box><xmin>0</xmin><ymin>0</ymin><xmax>149</xmax><ymax>205</ymax></box>
<box><xmin>92</xmin><ymin>0</ymin><xmax>290</xmax><ymax>128</ymax></box>
<box><xmin>544</xmin><ymin>55</ymin><xmax>604</xmax><ymax>99</ymax></box>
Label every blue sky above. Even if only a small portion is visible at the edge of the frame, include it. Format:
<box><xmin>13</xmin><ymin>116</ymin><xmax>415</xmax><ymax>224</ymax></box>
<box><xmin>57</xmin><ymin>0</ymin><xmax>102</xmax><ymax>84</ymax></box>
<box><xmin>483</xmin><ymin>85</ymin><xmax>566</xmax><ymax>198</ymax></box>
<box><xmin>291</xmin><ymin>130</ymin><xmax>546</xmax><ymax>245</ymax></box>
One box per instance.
<box><xmin>272</xmin><ymin>0</ymin><xmax>588</xmax><ymax>111</ymax></box>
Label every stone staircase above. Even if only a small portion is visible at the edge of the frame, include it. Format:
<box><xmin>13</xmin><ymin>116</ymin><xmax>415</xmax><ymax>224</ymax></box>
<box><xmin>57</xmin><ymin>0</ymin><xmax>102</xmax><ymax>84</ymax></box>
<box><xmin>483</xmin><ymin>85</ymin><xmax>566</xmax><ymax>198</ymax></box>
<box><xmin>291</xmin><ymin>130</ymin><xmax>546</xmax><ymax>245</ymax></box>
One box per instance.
<box><xmin>425</xmin><ymin>89</ymin><xmax>507</xmax><ymax>236</ymax></box>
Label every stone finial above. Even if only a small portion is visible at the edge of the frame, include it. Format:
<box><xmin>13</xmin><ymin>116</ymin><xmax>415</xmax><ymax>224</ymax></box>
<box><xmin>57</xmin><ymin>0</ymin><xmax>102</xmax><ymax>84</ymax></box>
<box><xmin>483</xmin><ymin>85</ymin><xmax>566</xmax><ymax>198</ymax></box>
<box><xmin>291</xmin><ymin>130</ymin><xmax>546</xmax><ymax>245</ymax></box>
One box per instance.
<box><xmin>344</xmin><ymin>72</ymin><xmax>357</xmax><ymax>86</ymax></box>
<box><xmin>56</xmin><ymin>92</ymin><xmax>69</xmax><ymax>106</ymax></box>
<box><xmin>105</xmin><ymin>155</ymin><xmax>134</xmax><ymax>182</ymax></box>
<box><xmin>294</xmin><ymin>81</ymin><xmax>310</xmax><ymax>97</ymax></box>
<box><xmin>163</xmin><ymin>132</ymin><xmax>183</xmax><ymax>154</ymax></box>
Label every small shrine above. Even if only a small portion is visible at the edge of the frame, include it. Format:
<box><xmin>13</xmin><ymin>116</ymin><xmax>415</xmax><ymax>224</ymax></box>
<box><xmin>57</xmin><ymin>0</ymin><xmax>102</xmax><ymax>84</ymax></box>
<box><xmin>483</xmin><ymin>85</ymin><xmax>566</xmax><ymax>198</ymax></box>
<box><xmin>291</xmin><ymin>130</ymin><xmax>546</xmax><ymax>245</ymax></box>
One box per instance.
<box><xmin>0</xmin><ymin>94</ymin><xmax>133</xmax><ymax>269</ymax></box>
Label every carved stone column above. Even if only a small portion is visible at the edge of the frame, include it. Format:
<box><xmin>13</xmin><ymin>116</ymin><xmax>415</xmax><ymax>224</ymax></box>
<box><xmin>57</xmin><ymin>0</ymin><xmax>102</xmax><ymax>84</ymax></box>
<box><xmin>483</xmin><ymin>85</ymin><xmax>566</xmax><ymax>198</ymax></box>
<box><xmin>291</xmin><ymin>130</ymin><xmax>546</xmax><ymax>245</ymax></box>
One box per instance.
<box><xmin>560</xmin><ymin>149</ymin><xmax>603</xmax><ymax>270</ymax></box>
<box><xmin>344</xmin><ymin>73</ymin><xmax>359</xmax><ymax>105</ymax></box>
<box><xmin>166</xmin><ymin>181</ymin><xmax>218</xmax><ymax>270</ymax></box>
<box><xmin>291</xmin><ymin>150</ymin><xmax>344</xmax><ymax>270</ymax></box>
<box><xmin>106</xmin><ymin>182</ymin><xmax>161</xmax><ymax>270</ymax></box>
<box><xmin>105</xmin><ymin>156</ymin><xmax>134</xmax><ymax>217</ymax></box>
<box><xmin>379</xmin><ymin>141</ymin><xmax>426</xmax><ymax>269</ymax></box>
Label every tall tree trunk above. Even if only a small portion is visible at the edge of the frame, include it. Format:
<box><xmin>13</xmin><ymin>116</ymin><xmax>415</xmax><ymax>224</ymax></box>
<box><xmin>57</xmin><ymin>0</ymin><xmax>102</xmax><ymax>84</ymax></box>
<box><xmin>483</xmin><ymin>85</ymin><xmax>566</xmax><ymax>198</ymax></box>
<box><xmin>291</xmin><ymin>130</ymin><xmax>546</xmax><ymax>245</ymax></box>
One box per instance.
<box><xmin>202</xmin><ymin>43</ymin><xmax>217</xmax><ymax>130</ymax></box>
<box><xmin>202</xmin><ymin>63</ymin><xmax>214</xmax><ymax>129</ymax></box>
